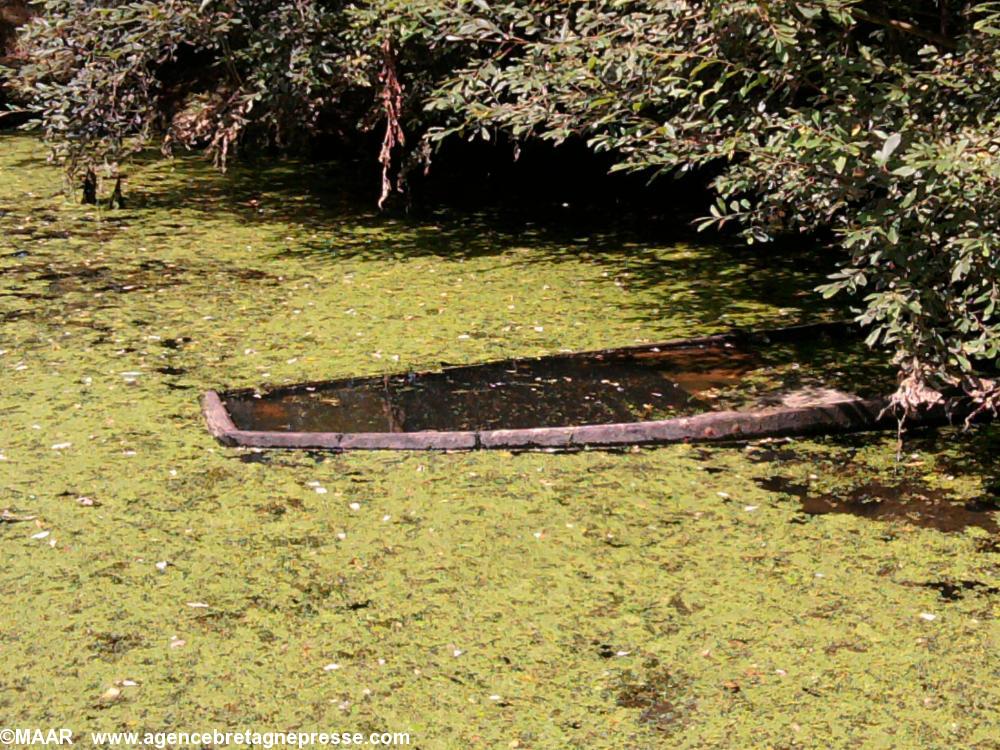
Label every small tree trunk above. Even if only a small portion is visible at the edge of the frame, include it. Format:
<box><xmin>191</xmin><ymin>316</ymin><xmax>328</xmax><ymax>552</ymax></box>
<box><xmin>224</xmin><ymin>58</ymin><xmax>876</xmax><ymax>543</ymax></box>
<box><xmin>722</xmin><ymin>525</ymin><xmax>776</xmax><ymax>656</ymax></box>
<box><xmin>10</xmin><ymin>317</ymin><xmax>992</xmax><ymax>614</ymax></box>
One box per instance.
<box><xmin>109</xmin><ymin>176</ymin><xmax>125</xmax><ymax>209</ymax></box>
<box><xmin>81</xmin><ymin>168</ymin><xmax>97</xmax><ymax>205</ymax></box>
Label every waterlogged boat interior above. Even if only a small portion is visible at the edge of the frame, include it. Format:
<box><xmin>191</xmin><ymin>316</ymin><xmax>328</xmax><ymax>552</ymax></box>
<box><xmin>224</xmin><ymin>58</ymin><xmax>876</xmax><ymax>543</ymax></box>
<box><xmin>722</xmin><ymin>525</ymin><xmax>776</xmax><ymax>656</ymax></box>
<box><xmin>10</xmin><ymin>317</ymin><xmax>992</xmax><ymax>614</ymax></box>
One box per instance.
<box><xmin>204</xmin><ymin>322</ymin><xmax>914</xmax><ymax>450</ymax></box>
<box><xmin>223</xmin><ymin>342</ymin><xmax>755</xmax><ymax>433</ymax></box>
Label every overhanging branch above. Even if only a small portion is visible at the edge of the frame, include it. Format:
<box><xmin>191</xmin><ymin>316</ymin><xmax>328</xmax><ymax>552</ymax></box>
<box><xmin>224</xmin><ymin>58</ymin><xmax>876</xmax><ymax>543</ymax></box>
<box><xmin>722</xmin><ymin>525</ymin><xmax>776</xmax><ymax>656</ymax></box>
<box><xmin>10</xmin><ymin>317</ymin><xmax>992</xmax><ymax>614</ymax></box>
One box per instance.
<box><xmin>851</xmin><ymin>8</ymin><xmax>956</xmax><ymax>50</ymax></box>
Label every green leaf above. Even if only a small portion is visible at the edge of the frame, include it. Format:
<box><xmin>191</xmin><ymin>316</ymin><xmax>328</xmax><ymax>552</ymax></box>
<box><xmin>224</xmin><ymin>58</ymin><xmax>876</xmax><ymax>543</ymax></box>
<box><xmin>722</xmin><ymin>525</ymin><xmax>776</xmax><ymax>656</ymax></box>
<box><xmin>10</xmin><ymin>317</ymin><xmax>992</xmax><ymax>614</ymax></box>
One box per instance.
<box><xmin>878</xmin><ymin>133</ymin><xmax>902</xmax><ymax>162</ymax></box>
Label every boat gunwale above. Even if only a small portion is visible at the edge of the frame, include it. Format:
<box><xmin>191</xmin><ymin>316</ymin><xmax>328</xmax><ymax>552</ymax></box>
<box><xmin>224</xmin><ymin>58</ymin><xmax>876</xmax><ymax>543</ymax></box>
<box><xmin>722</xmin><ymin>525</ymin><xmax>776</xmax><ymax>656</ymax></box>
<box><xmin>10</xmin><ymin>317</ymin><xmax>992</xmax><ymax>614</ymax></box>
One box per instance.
<box><xmin>202</xmin><ymin>388</ymin><xmax>904</xmax><ymax>451</ymax></box>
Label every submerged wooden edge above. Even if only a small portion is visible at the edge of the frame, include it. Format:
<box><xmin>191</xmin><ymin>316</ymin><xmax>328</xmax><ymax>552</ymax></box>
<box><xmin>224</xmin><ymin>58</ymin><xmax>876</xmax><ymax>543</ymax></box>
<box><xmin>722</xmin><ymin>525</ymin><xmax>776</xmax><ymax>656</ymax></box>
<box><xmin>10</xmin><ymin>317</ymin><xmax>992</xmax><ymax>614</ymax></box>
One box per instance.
<box><xmin>201</xmin><ymin>390</ymin><xmax>240</xmax><ymax>446</ymax></box>
<box><xmin>200</xmin><ymin>391</ymin><xmax>975</xmax><ymax>452</ymax></box>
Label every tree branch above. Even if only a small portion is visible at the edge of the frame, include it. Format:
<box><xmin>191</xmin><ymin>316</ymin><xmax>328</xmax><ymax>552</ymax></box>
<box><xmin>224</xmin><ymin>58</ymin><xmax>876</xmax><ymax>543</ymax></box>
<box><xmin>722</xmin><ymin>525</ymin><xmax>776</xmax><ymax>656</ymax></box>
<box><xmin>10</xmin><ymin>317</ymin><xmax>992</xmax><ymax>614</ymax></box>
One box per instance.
<box><xmin>851</xmin><ymin>8</ymin><xmax>956</xmax><ymax>50</ymax></box>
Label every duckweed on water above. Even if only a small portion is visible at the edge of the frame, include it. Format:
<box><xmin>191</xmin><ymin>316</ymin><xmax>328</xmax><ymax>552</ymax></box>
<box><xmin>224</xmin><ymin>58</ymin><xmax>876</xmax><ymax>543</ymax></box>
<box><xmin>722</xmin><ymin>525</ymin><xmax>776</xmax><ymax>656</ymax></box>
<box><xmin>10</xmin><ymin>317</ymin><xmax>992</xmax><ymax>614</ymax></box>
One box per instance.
<box><xmin>1</xmin><ymin>135</ymin><xmax>998</xmax><ymax>749</ymax></box>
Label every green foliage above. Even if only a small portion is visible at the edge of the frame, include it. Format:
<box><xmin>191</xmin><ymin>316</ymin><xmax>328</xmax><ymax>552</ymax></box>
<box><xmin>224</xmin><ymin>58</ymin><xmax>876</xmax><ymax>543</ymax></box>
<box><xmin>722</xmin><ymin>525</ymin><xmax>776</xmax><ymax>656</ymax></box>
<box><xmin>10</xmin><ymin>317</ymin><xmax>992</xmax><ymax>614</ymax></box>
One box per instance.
<box><xmin>8</xmin><ymin>0</ymin><xmax>1000</xmax><ymax>413</ymax></box>
<box><xmin>402</xmin><ymin>0</ymin><xmax>1000</xmax><ymax>413</ymax></box>
<box><xmin>12</xmin><ymin>1</ymin><xmax>378</xmax><ymax>172</ymax></box>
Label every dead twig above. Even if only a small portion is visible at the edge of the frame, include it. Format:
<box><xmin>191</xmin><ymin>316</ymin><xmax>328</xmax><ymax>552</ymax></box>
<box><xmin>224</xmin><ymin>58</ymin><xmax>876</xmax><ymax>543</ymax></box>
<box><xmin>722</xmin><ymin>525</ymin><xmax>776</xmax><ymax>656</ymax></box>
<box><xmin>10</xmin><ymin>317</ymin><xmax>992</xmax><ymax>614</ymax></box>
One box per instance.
<box><xmin>377</xmin><ymin>37</ymin><xmax>405</xmax><ymax>210</ymax></box>
<box><xmin>1</xmin><ymin>509</ymin><xmax>36</xmax><ymax>523</ymax></box>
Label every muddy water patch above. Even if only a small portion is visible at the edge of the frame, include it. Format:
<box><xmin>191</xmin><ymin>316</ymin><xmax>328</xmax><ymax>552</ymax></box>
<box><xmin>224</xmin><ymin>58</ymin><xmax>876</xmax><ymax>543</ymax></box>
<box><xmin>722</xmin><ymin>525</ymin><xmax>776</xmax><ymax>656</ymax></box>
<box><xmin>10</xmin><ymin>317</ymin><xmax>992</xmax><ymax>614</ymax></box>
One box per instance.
<box><xmin>754</xmin><ymin>474</ymin><xmax>999</xmax><ymax>534</ymax></box>
<box><xmin>160</xmin><ymin>336</ymin><xmax>193</xmax><ymax>350</ymax></box>
<box><xmin>1</xmin><ymin>258</ymin><xmax>184</xmax><ymax>298</ymax></box>
<box><xmin>614</xmin><ymin>665</ymin><xmax>695</xmax><ymax>735</ymax></box>
<box><xmin>155</xmin><ymin>365</ymin><xmax>188</xmax><ymax>376</ymax></box>
<box><xmin>907</xmin><ymin>580</ymin><xmax>1000</xmax><ymax>602</ymax></box>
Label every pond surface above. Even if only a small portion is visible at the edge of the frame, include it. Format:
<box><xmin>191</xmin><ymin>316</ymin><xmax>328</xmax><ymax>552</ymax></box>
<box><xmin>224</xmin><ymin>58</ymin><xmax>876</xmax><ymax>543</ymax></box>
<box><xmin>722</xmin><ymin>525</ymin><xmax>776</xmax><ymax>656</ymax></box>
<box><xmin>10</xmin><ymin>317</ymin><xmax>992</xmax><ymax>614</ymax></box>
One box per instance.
<box><xmin>1</xmin><ymin>134</ymin><xmax>997</xmax><ymax>749</ymax></box>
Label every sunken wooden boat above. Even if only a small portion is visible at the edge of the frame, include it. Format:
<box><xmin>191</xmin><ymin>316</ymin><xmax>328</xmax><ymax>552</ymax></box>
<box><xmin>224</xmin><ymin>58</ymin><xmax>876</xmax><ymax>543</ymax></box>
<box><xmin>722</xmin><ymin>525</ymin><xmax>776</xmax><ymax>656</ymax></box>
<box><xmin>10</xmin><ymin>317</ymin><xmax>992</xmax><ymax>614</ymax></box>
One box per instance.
<box><xmin>201</xmin><ymin>321</ymin><xmax>971</xmax><ymax>451</ymax></box>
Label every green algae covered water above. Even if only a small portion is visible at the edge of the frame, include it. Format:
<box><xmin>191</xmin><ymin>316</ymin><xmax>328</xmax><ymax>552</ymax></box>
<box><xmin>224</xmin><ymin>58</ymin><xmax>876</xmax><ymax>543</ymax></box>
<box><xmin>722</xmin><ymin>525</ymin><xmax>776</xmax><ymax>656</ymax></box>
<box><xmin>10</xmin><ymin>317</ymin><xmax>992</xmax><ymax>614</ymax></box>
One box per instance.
<box><xmin>1</xmin><ymin>134</ymin><xmax>998</xmax><ymax>748</ymax></box>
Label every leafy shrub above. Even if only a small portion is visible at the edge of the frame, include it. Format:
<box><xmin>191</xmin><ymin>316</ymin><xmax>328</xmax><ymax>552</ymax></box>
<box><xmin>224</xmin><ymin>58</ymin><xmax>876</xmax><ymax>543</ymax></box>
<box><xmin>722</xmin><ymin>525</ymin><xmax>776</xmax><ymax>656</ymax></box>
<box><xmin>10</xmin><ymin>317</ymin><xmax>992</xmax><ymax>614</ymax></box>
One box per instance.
<box><xmin>8</xmin><ymin>0</ymin><xmax>1000</xmax><ymax>417</ymax></box>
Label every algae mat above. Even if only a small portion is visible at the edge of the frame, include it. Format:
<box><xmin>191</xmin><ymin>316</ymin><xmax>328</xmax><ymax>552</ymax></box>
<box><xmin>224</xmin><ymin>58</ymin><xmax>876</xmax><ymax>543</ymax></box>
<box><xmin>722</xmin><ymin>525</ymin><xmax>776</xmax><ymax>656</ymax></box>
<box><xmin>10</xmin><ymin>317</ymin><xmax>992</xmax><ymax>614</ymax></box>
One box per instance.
<box><xmin>1</xmin><ymin>135</ymin><xmax>998</xmax><ymax>749</ymax></box>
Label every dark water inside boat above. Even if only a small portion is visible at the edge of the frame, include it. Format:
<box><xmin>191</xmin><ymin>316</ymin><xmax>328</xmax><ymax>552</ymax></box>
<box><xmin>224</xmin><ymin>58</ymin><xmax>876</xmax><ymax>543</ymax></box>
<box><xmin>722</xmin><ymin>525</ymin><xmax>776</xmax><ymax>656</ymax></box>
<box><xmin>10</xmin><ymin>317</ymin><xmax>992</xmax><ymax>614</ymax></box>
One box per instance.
<box><xmin>224</xmin><ymin>342</ymin><xmax>762</xmax><ymax>433</ymax></box>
